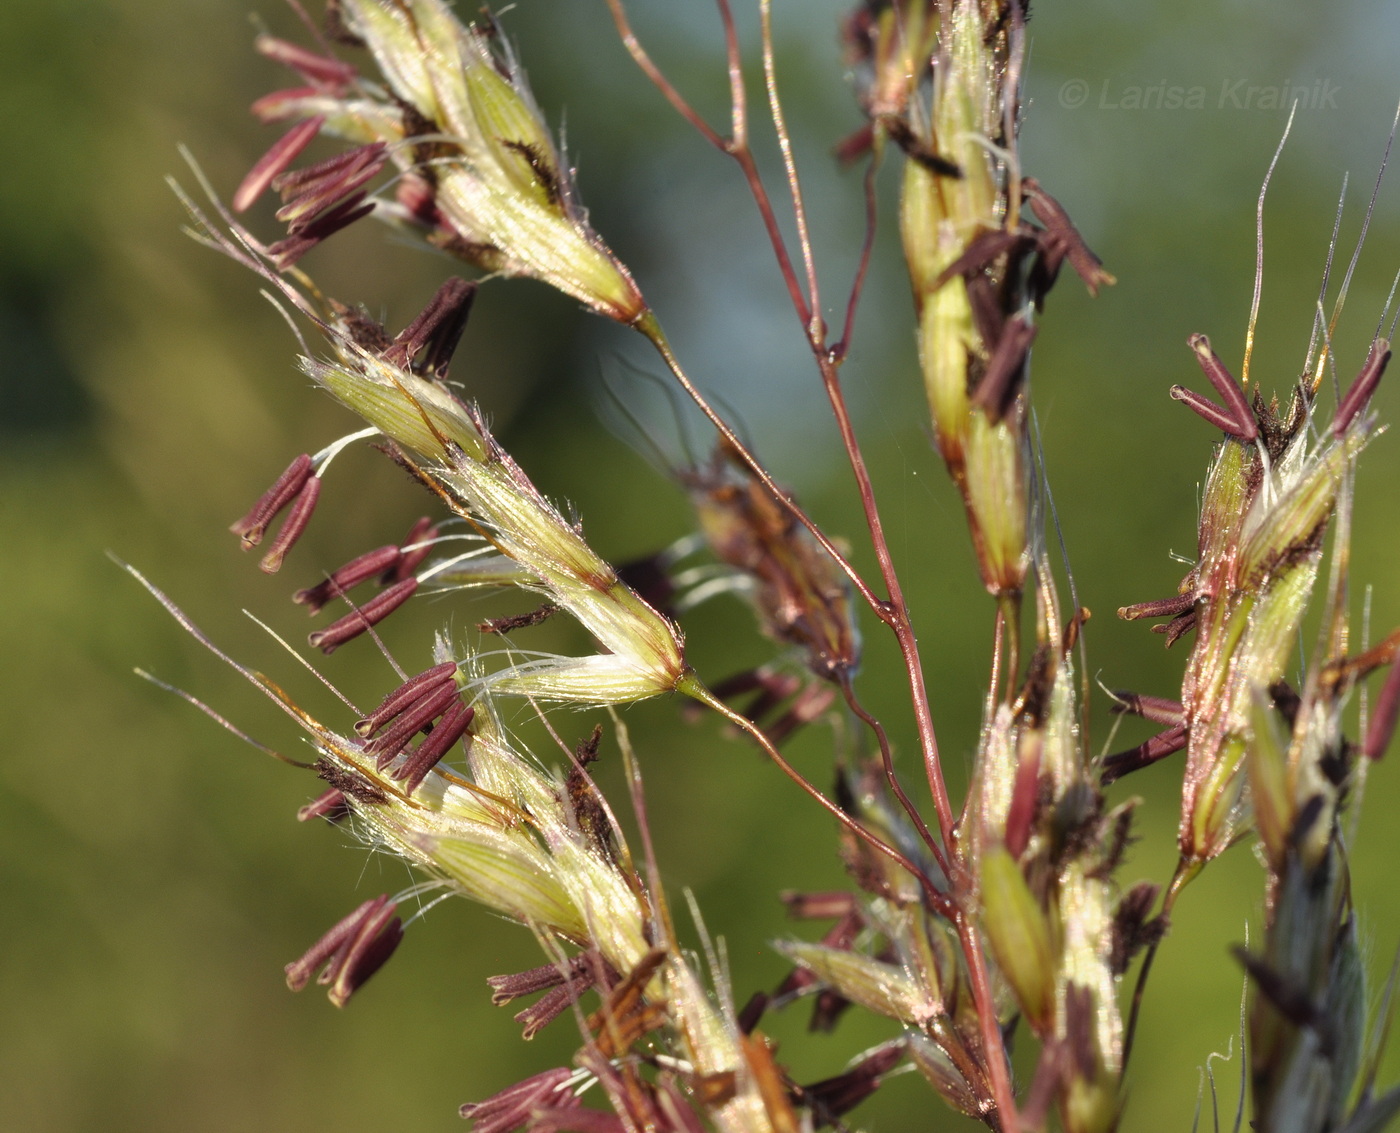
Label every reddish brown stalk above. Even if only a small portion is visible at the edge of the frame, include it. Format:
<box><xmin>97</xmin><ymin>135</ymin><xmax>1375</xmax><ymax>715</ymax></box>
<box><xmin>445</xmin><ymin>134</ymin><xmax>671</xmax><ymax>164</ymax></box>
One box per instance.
<box><xmin>1121</xmin><ymin>859</ymin><xmax>1197</xmax><ymax>1073</ymax></box>
<box><xmin>811</xmin><ymin>344</ymin><xmax>957</xmax><ymax>848</ymax></box>
<box><xmin>760</xmin><ymin>0</ymin><xmax>821</xmax><ymax>334</ymax></box>
<box><xmin>833</xmin><ymin>155</ymin><xmax>880</xmax><ymax>363</ymax></box>
<box><xmin>601</xmin><ymin>0</ymin><xmax>726</xmax><ymax>152</ymax></box>
<box><xmin>610</xmin><ymin>0</ymin><xmax>956</xmax><ymax>859</ymax></box>
<box><xmin>604</xmin><ymin>0</ymin><xmax>812</xmax><ymax>327</ymax></box>
<box><xmin>610</xmin><ymin>712</ymin><xmax>679</xmax><ymax>952</ymax></box>
<box><xmin>954</xmin><ymin>906</ymin><xmax>1017</xmax><ymax>1133</ymax></box>
<box><xmin>692</xmin><ymin>684</ymin><xmax>954</xmax><ymax>921</ymax></box>
<box><xmin>641</xmin><ymin>326</ymin><xmax>881</xmax><ymax>612</ymax></box>
<box><xmin>838</xmin><ymin>673</ymin><xmax>948</xmax><ymax>877</ymax></box>
<box><xmin>611</xmin><ymin>6</ymin><xmax>1006</xmax><ymax>1114</ymax></box>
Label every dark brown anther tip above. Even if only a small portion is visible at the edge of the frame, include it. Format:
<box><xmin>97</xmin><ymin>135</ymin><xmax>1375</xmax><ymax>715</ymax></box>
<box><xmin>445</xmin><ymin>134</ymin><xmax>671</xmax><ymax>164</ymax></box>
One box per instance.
<box><xmin>1186</xmin><ymin>334</ymin><xmax>1258</xmax><ymax>441</ymax></box>
<box><xmin>365</xmin><ymin>678</ymin><xmax>460</xmax><ymax>767</ymax></box>
<box><xmin>231</xmin><ymin>453</ymin><xmax>314</xmax><ymax>548</ymax></box>
<box><xmin>488</xmin><ymin>957</ymin><xmax>581</xmax><ymax>1006</ymax></box>
<box><xmin>326</xmin><ymin>901</ymin><xmax>403</xmax><ymax>1008</ymax></box>
<box><xmin>1118</xmin><ymin>593</ymin><xmax>1195</xmax><ymax>622</ymax></box>
<box><xmin>384</xmin><ymin>278</ymin><xmax>478</xmax><ymax>380</ymax></box>
<box><xmin>267</xmin><ymin>196</ymin><xmax>376</xmax><ymax>270</ymax></box>
<box><xmin>356</xmin><ymin>662</ymin><xmax>458</xmax><ymax>737</ymax></box>
<box><xmin>297</xmin><ymin>787</ymin><xmax>350</xmax><ymax>824</ymax></box>
<box><xmin>294</xmin><ymin>543</ymin><xmax>402</xmax><ymax>614</ymax></box>
<box><xmin>250</xmin><ymin>85</ymin><xmax>320</xmax><ymax>124</ymax></box>
<box><xmin>1110</xmin><ymin>692</ymin><xmax>1185</xmax><ymax>726</ymax></box>
<box><xmin>1170</xmin><ymin>384</ymin><xmax>1256</xmax><ymax>440</ymax></box>
<box><xmin>1160</xmin><ymin>610</ymin><xmax>1197</xmax><ymax>648</ymax></box>
<box><xmin>799</xmin><ymin>1043</ymin><xmax>905</xmax><ymax>1122</ymax></box>
<box><xmin>972</xmin><ymin>314</ymin><xmax>1038</xmax><ymax>421</ymax></box>
<box><xmin>459</xmin><ymin>1069</ymin><xmax>580</xmax><ymax>1128</ymax></box>
<box><xmin>779</xmin><ymin>891</ymin><xmax>858</xmax><ymax>920</ymax></box>
<box><xmin>1023</xmin><ymin>177</ymin><xmax>1115</xmax><ymax>295</ymax></box>
<box><xmin>737</xmin><ymin>992</ymin><xmax>769</xmax><ymax>1035</ymax></box>
<box><xmin>308</xmin><ymin>577</ymin><xmax>419</xmax><ymax>654</ymax></box>
<box><xmin>397</xmin><ymin>702</ymin><xmax>474</xmax><ymax>793</ymax></box>
<box><xmin>1109</xmin><ymin>882</ymin><xmax>1167</xmax><ymax>976</ymax></box>
<box><xmin>259</xmin><ymin>475</ymin><xmax>322</xmax><ymax>574</ymax></box>
<box><xmin>1004</xmin><ymin>747</ymin><xmax>1042</xmax><ymax>860</ymax></box>
<box><xmin>285</xmin><ymin>895</ymin><xmax>385</xmax><ymax>993</ymax></box>
<box><xmin>274</xmin><ymin>144</ymin><xmax>388</xmax><ymax>232</ymax></box>
<box><xmin>1101</xmin><ymin>724</ymin><xmax>1189</xmax><ymax>785</ymax></box>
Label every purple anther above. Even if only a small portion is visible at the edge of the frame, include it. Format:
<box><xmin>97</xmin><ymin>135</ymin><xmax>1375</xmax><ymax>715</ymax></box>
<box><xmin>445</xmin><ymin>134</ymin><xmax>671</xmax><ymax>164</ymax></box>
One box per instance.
<box><xmin>230</xmin><ymin>453</ymin><xmax>314</xmax><ymax>548</ymax></box>
<box><xmin>737</xmin><ymin>991</ymin><xmax>769</xmax><ymax>1034</ymax></box>
<box><xmin>1063</xmin><ymin>984</ymin><xmax>1099</xmax><ymax>1079</ymax></box>
<box><xmin>356</xmin><ymin>662</ymin><xmax>458</xmax><ymax>737</ymax></box>
<box><xmin>508</xmin><ymin>985</ymin><xmax>577</xmax><ymax>1040</ymax></box>
<box><xmin>297</xmin><ymin>787</ymin><xmax>350</xmax><ymax>824</ymax></box>
<box><xmin>930</xmin><ymin>229</ymin><xmax>1030</xmax><ymax>293</ymax></box>
<box><xmin>396</xmin><ymin>703</ymin><xmax>475</xmax><ymax>793</ymax></box>
<box><xmin>326</xmin><ymin>899</ymin><xmax>403</xmax><ymax>1007</ymax></box>
<box><xmin>1118</xmin><ymin>593</ymin><xmax>1195</xmax><ymax>622</ymax></box>
<box><xmin>365</xmin><ymin>678</ymin><xmax>460</xmax><ymax>767</ymax></box>
<box><xmin>267</xmin><ymin>196</ymin><xmax>376</xmax><ymax>269</ymax></box>
<box><xmin>1187</xmin><ymin>334</ymin><xmax>1259</xmax><ymax>442</ymax></box>
<box><xmin>251</xmin><ymin>85</ymin><xmax>321</xmax><ymax>123</ymax></box>
<box><xmin>259</xmin><ymin>474</ymin><xmax>322</xmax><ymax>574</ymax></box>
<box><xmin>308</xmin><ymin>577</ymin><xmax>419</xmax><ymax>654</ymax></box>
<box><xmin>487</xmin><ymin>960</ymin><xmax>572</xmax><ymax>1006</ymax></box>
<box><xmin>1110</xmin><ymin>692</ymin><xmax>1185</xmax><ymax>726</ymax></box>
<box><xmin>1101</xmin><ymin>724</ymin><xmax>1189</xmax><ymax>785</ymax></box>
<box><xmin>233</xmin><ymin>117</ymin><xmax>325</xmax><ymax>213</ymax></box>
<box><xmin>812</xmin><ymin>986</ymin><xmax>855</xmax><ymax>1036</ymax></box>
<box><xmin>383</xmin><ymin>278</ymin><xmax>477</xmax><ymax>379</ymax></box>
<box><xmin>294</xmin><ymin>544</ymin><xmax>402</xmax><ymax>614</ymax></box>
<box><xmin>773</xmin><ymin>962</ymin><xmax>819</xmax><ymax>999</ymax></box>
<box><xmin>387</xmin><ymin>517</ymin><xmax>437</xmax><ymax>583</ymax></box>
<box><xmin>1364</xmin><ymin>658</ymin><xmax>1400</xmax><ymax>760</ymax></box>
<box><xmin>525</xmin><ymin>1108</ymin><xmax>623</xmax><ymax>1133</ymax></box>
<box><xmin>971</xmin><ymin>314</ymin><xmax>1038</xmax><ymax>421</ymax></box>
<box><xmin>801</xmin><ymin>1044</ymin><xmax>905</xmax><ymax>1121</ymax></box>
<box><xmin>1023</xmin><ymin>176</ymin><xmax>1115</xmax><ymax>296</ymax></box>
<box><xmin>285</xmin><ymin>895</ymin><xmax>384</xmax><ymax>991</ymax></box>
<box><xmin>1170</xmin><ymin>384</ymin><xmax>1252</xmax><ymax>438</ymax></box>
<box><xmin>459</xmin><ymin>1069</ymin><xmax>580</xmax><ymax>1133</ymax></box>
<box><xmin>1004</xmin><ymin>746</ymin><xmax>1042</xmax><ymax>860</ymax></box>
<box><xmin>395</xmin><ymin>173</ymin><xmax>443</xmax><ymax>228</ymax></box>
<box><xmin>254</xmin><ymin>35</ymin><xmax>358</xmax><ymax>90</ymax></box>
<box><xmin>780</xmin><ymin>891</ymin><xmax>858</xmax><ymax>920</ymax></box>
<box><xmin>1157</xmin><ymin>610</ymin><xmax>1197</xmax><ymax>648</ymax></box>
<box><xmin>1334</xmin><ymin>337</ymin><xmax>1392</xmax><ymax>436</ymax></box>
<box><xmin>273</xmin><ymin>144</ymin><xmax>387</xmax><ymax>230</ymax></box>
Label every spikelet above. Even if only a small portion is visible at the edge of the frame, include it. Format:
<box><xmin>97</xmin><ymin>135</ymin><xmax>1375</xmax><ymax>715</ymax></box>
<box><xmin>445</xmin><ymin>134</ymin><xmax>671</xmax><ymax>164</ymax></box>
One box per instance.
<box><xmin>240</xmin><ymin>0</ymin><xmax>648</xmax><ymax>323</ymax></box>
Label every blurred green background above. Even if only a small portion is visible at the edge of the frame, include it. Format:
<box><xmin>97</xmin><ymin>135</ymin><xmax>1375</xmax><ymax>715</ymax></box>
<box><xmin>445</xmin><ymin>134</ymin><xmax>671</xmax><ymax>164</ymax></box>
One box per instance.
<box><xmin>4</xmin><ymin>1</ymin><xmax>1400</xmax><ymax>1129</ymax></box>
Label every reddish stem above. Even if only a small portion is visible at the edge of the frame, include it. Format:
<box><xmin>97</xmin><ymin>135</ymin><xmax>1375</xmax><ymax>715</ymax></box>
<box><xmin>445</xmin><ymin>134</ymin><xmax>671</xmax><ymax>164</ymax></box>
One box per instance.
<box><xmin>839</xmin><ymin>673</ymin><xmax>949</xmax><ymax>878</ymax></box>
<box><xmin>688</xmin><ymin>676</ymin><xmax>954</xmax><ymax>921</ymax></box>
